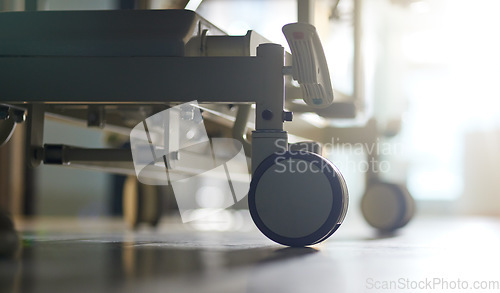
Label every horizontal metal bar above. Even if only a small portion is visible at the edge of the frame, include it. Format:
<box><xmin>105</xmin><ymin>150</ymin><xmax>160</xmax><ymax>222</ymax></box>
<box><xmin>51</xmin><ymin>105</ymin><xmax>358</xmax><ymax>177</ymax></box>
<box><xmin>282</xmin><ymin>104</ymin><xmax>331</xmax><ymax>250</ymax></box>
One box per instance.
<box><xmin>0</xmin><ymin>56</ymin><xmax>267</xmax><ymax>103</ymax></box>
<box><xmin>66</xmin><ymin>148</ymin><xmax>133</xmax><ymax>162</ymax></box>
<box><xmin>43</xmin><ymin>144</ymin><xmax>132</xmax><ymax>164</ymax></box>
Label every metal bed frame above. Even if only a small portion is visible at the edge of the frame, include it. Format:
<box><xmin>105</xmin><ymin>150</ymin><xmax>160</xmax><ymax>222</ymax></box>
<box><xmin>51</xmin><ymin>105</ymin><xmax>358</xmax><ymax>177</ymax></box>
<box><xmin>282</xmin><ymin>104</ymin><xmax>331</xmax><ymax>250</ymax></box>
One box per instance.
<box><xmin>0</xmin><ymin>9</ymin><xmax>413</xmax><ymax>247</ymax></box>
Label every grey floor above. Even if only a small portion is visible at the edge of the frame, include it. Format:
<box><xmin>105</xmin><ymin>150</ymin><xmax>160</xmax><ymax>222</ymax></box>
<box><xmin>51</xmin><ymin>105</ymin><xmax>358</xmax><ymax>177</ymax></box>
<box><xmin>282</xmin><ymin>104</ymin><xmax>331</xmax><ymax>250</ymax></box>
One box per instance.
<box><xmin>2</xmin><ymin>215</ymin><xmax>500</xmax><ymax>293</ymax></box>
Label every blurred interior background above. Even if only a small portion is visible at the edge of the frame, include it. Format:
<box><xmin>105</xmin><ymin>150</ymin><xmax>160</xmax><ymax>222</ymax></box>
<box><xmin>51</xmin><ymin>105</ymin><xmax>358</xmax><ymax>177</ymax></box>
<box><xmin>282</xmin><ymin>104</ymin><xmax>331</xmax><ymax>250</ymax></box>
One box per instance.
<box><xmin>1</xmin><ymin>0</ymin><xmax>500</xmax><ymax>227</ymax></box>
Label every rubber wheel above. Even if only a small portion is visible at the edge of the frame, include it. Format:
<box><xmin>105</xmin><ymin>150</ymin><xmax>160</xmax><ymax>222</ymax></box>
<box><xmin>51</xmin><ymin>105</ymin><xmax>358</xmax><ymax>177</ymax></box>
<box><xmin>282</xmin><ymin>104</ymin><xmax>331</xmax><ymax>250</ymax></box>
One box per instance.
<box><xmin>248</xmin><ymin>151</ymin><xmax>348</xmax><ymax>247</ymax></box>
<box><xmin>123</xmin><ymin>176</ymin><xmax>162</xmax><ymax>229</ymax></box>
<box><xmin>361</xmin><ymin>182</ymin><xmax>415</xmax><ymax>231</ymax></box>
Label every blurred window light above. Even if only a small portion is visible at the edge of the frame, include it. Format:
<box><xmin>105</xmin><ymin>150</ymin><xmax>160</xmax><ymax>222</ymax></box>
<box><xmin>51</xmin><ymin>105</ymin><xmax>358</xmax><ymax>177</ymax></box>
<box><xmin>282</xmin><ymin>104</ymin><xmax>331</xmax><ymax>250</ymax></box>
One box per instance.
<box><xmin>391</xmin><ymin>0</ymin><xmax>500</xmax><ymax>201</ymax></box>
<box><xmin>195</xmin><ymin>0</ymin><xmax>297</xmax><ymax>47</ymax></box>
<box><xmin>409</xmin><ymin>1</ymin><xmax>430</xmax><ymax>13</ymax></box>
<box><xmin>185</xmin><ymin>0</ymin><xmax>203</xmax><ymax>11</ymax></box>
<box><xmin>325</xmin><ymin>17</ymin><xmax>354</xmax><ymax>96</ymax></box>
<box><xmin>400</xmin><ymin>30</ymin><xmax>451</xmax><ymax>65</ymax></box>
<box><xmin>325</xmin><ymin>0</ymin><xmax>355</xmax><ymax>97</ymax></box>
<box><xmin>189</xmin><ymin>0</ymin><xmax>500</xmax><ymax>206</ymax></box>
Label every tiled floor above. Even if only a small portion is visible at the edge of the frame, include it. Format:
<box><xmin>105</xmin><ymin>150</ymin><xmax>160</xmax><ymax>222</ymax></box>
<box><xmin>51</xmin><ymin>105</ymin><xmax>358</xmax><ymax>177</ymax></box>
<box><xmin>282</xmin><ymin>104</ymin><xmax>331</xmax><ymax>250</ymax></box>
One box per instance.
<box><xmin>2</xmin><ymin>215</ymin><xmax>500</xmax><ymax>293</ymax></box>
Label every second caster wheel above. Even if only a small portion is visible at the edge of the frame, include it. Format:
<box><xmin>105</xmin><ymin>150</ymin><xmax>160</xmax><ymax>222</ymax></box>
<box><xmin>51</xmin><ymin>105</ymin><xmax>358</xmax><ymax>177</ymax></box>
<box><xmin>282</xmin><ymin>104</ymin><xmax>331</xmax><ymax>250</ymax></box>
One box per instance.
<box><xmin>123</xmin><ymin>175</ymin><xmax>163</xmax><ymax>229</ymax></box>
<box><xmin>361</xmin><ymin>181</ymin><xmax>415</xmax><ymax>232</ymax></box>
<box><xmin>248</xmin><ymin>151</ymin><xmax>348</xmax><ymax>247</ymax></box>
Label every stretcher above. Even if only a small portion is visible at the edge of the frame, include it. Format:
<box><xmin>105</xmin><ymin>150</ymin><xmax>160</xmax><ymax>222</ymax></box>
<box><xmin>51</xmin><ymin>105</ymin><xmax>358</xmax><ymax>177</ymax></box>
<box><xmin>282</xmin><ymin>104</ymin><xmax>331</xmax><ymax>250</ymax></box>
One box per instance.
<box><xmin>0</xmin><ymin>9</ymin><xmax>413</xmax><ymax>247</ymax></box>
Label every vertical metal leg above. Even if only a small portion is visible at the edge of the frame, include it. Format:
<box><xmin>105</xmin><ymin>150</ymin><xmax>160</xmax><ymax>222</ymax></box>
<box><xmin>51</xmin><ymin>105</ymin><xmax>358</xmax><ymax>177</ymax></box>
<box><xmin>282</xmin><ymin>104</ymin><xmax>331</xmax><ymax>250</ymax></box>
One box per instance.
<box><xmin>362</xmin><ymin>119</ymin><xmax>381</xmax><ymax>186</ymax></box>
<box><xmin>298</xmin><ymin>0</ymin><xmax>315</xmax><ymax>24</ymax></box>
<box><xmin>232</xmin><ymin>104</ymin><xmax>252</xmax><ymax>156</ymax></box>
<box><xmin>163</xmin><ymin>107</ymin><xmax>180</xmax><ymax>170</ymax></box>
<box><xmin>251</xmin><ymin>43</ymin><xmax>288</xmax><ymax>172</ymax></box>
<box><xmin>25</xmin><ymin>103</ymin><xmax>44</xmax><ymax>168</ymax></box>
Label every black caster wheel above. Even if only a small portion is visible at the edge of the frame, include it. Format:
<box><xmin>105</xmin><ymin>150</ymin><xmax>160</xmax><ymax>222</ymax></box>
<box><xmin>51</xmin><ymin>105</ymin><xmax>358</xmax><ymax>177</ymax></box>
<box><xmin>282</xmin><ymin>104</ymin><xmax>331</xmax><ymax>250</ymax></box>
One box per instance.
<box><xmin>361</xmin><ymin>181</ymin><xmax>415</xmax><ymax>231</ymax></box>
<box><xmin>123</xmin><ymin>175</ymin><xmax>162</xmax><ymax>229</ymax></box>
<box><xmin>248</xmin><ymin>151</ymin><xmax>348</xmax><ymax>247</ymax></box>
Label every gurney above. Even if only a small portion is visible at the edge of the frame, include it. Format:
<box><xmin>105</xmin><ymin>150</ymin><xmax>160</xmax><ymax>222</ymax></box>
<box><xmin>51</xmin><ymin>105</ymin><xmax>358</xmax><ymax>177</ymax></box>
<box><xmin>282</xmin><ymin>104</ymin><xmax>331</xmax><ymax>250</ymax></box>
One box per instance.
<box><xmin>0</xmin><ymin>9</ymin><xmax>413</xmax><ymax>247</ymax></box>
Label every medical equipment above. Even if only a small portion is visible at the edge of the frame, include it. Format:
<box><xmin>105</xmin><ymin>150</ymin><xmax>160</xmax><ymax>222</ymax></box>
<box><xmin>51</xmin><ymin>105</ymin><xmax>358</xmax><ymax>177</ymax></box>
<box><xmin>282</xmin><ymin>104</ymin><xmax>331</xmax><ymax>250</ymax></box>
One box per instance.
<box><xmin>0</xmin><ymin>9</ymin><xmax>412</xmax><ymax>246</ymax></box>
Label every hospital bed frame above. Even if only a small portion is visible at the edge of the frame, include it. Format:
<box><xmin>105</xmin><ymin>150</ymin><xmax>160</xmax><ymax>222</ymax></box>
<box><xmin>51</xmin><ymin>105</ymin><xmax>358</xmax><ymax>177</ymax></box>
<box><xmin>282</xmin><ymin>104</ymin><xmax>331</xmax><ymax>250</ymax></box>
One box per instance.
<box><xmin>0</xmin><ymin>9</ymin><xmax>413</xmax><ymax>247</ymax></box>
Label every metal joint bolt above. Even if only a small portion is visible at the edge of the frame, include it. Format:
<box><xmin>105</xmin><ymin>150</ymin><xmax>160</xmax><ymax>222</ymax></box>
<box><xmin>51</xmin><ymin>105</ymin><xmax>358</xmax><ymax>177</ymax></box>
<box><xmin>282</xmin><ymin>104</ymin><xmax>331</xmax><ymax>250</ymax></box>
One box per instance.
<box><xmin>261</xmin><ymin>109</ymin><xmax>273</xmax><ymax>120</ymax></box>
<box><xmin>282</xmin><ymin>111</ymin><xmax>293</xmax><ymax>122</ymax></box>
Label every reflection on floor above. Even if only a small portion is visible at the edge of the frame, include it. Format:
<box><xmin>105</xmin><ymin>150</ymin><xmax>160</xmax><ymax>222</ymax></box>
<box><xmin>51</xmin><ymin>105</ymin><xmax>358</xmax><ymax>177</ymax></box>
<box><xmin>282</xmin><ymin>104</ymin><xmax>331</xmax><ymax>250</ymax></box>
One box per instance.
<box><xmin>2</xmin><ymin>214</ymin><xmax>500</xmax><ymax>293</ymax></box>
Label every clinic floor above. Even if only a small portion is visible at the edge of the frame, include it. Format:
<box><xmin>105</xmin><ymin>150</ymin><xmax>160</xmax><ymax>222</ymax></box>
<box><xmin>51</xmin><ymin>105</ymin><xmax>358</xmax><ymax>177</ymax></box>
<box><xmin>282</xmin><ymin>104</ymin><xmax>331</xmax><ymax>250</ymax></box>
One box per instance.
<box><xmin>2</xmin><ymin>214</ymin><xmax>500</xmax><ymax>293</ymax></box>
